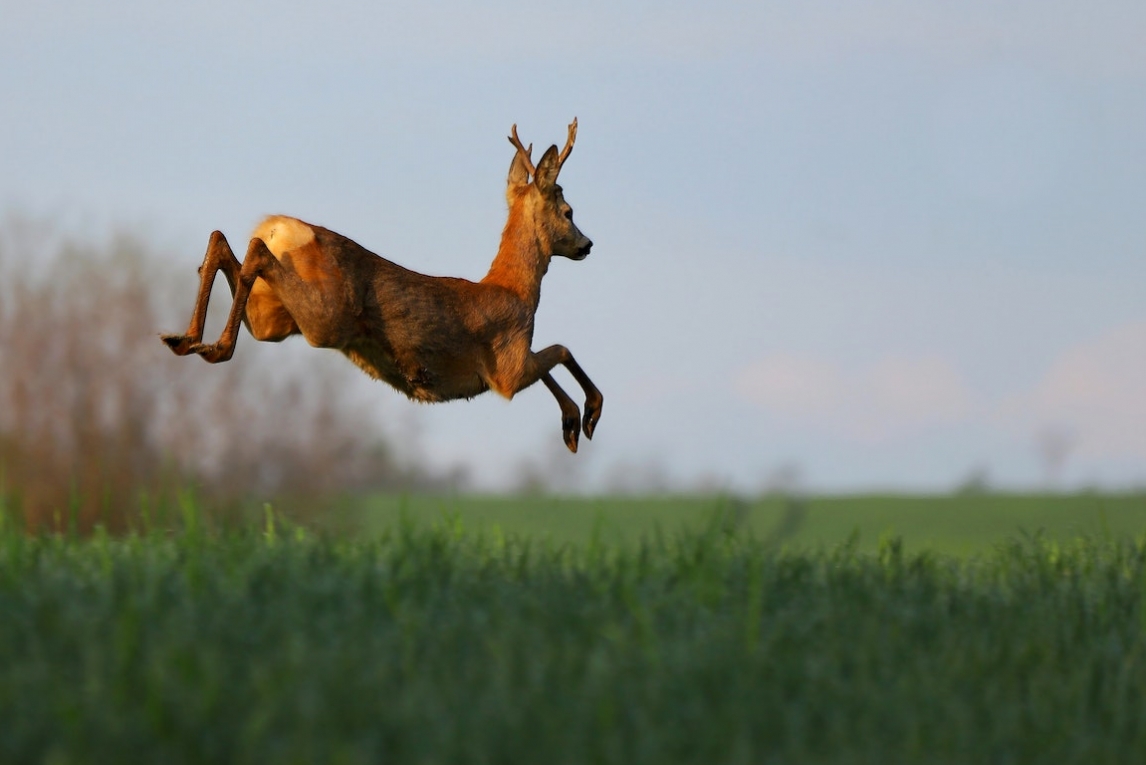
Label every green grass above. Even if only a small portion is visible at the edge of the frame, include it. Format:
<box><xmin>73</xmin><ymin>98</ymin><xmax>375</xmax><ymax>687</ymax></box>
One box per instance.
<box><xmin>345</xmin><ymin>491</ymin><xmax>1146</xmax><ymax>555</ymax></box>
<box><xmin>2</xmin><ymin>502</ymin><xmax>1146</xmax><ymax>764</ymax></box>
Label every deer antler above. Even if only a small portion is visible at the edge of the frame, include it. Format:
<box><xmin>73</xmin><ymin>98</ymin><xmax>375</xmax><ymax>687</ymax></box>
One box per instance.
<box><xmin>557</xmin><ymin>117</ymin><xmax>578</xmax><ymax>170</ymax></box>
<box><xmin>507</xmin><ymin>125</ymin><xmax>536</xmax><ymax>177</ymax></box>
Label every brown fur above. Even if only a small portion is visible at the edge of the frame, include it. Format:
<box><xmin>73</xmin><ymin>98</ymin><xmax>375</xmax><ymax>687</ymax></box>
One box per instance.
<box><xmin>161</xmin><ymin>120</ymin><xmax>602</xmax><ymax>452</ymax></box>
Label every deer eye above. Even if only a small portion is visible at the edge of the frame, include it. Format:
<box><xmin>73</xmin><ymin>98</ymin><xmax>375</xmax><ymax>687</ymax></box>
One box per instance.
<box><xmin>563</xmin><ymin>208</ymin><xmax>574</xmax><ymax>221</ymax></box>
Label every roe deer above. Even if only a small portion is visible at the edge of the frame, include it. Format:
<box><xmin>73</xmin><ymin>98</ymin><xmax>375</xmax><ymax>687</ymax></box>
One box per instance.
<box><xmin>161</xmin><ymin>119</ymin><xmax>602</xmax><ymax>452</ymax></box>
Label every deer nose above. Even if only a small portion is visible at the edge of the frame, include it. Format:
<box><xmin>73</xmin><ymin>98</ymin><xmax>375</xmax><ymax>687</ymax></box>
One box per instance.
<box><xmin>577</xmin><ymin>239</ymin><xmax>593</xmax><ymax>259</ymax></box>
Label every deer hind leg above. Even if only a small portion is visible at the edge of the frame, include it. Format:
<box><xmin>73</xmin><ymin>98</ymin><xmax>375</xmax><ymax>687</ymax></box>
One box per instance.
<box><xmin>181</xmin><ymin>237</ymin><xmax>285</xmax><ymax>364</ymax></box>
<box><xmin>522</xmin><ymin>344</ymin><xmax>604</xmax><ymax>453</ymax></box>
<box><xmin>161</xmin><ymin>231</ymin><xmax>242</xmax><ymax>356</ymax></box>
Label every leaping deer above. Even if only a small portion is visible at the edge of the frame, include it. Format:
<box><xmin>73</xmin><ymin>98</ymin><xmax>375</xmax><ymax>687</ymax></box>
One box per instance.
<box><xmin>161</xmin><ymin>120</ymin><xmax>601</xmax><ymax>452</ymax></box>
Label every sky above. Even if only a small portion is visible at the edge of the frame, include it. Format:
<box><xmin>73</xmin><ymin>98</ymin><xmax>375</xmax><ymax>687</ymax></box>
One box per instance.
<box><xmin>2</xmin><ymin>1</ymin><xmax>1145</xmax><ymax>493</ymax></box>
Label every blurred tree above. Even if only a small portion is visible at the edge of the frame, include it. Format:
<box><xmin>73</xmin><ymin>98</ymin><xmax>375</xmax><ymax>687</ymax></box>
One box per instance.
<box><xmin>0</xmin><ymin>222</ymin><xmax>426</xmax><ymax>531</ymax></box>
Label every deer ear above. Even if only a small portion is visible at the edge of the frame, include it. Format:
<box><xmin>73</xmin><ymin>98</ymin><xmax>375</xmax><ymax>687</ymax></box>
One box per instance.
<box><xmin>507</xmin><ymin>151</ymin><xmax>531</xmax><ymax>189</ymax></box>
<box><xmin>534</xmin><ymin>145</ymin><xmax>561</xmax><ymax>190</ymax></box>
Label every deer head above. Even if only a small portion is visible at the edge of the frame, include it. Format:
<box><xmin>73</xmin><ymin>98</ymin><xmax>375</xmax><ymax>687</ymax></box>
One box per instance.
<box><xmin>507</xmin><ymin>119</ymin><xmax>593</xmax><ymax>261</ymax></box>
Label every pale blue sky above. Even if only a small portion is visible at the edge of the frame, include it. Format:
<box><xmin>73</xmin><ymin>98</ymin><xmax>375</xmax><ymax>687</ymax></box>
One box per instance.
<box><xmin>2</xmin><ymin>2</ymin><xmax>1144</xmax><ymax>491</ymax></box>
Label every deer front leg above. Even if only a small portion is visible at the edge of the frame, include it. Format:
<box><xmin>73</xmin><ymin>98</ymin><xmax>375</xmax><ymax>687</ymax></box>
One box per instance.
<box><xmin>560</xmin><ymin>354</ymin><xmax>603</xmax><ymax>440</ymax></box>
<box><xmin>526</xmin><ymin>345</ymin><xmax>604</xmax><ymax>452</ymax></box>
<box><xmin>161</xmin><ymin>231</ymin><xmax>242</xmax><ymax>356</ymax></box>
<box><xmin>542</xmin><ymin>373</ymin><xmax>583</xmax><ymax>453</ymax></box>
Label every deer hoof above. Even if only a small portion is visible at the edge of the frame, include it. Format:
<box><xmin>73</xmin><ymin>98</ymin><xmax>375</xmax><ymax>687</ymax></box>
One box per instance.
<box><xmin>160</xmin><ymin>333</ymin><xmax>198</xmax><ymax>356</ymax></box>
<box><xmin>562</xmin><ymin>414</ymin><xmax>581</xmax><ymax>453</ymax></box>
<box><xmin>583</xmin><ymin>400</ymin><xmax>602</xmax><ymax>440</ymax></box>
<box><xmin>195</xmin><ymin>342</ymin><xmax>233</xmax><ymax>364</ymax></box>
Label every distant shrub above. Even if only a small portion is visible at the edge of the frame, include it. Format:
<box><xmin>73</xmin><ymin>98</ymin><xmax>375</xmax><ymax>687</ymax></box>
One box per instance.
<box><xmin>0</xmin><ymin>220</ymin><xmax>426</xmax><ymax>531</ymax></box>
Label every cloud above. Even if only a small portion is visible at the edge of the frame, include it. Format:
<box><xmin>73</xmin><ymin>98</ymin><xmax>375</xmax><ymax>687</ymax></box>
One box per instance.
<box><xmin>735</xmin><ymin>353</ymin><xmax>975</xmax><ymax>443</ymax></box>
<box><xmin>738</xmin><ymin>319</ymin><xmax>1146</xmax><ymax>471</ymax></box>
<box><xmin>1004</xmin><ymin>321</ymin><xmax>1146</xmax><ymax>459</ymax></box>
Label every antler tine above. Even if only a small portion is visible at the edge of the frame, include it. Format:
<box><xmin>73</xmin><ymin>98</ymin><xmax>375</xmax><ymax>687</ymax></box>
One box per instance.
<box><xmin>507</xmin><ymin>124</ymin><xmax>537</xmax><ymax>177</ymax></box>
<box><xmin>557</xmin><ymin>117</ymin><xmax>578</xmax><ymax>169</ymax></box>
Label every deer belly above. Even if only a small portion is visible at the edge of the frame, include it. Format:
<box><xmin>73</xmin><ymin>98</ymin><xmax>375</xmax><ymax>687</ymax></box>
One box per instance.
<box><xmin>343</xmin><ymin>347</ymin><xmax>489</xmax><ymax>403</ymax></box>
<box><xmin>402</xmin><ymin>361</ymin><xmax>490</xmax><ymax>402</ymax></box>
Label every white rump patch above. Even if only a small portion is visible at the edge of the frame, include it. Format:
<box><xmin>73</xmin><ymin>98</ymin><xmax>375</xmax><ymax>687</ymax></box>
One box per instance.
<box><xmin>251</xmin><ymin>215</ymin><xmax>316</xmax><ymax>259</ymax></box>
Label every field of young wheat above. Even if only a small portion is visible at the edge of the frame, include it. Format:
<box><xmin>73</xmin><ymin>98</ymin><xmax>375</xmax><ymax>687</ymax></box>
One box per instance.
<box><xmin>2</xmin><ymin>498</ymin><xmax>1145</xmax><ymax>764</ymax></box>
<box><xmin>347</xmin><ymin>491</ymin><xmax>1146</xmax><ymax>555</ymax></box>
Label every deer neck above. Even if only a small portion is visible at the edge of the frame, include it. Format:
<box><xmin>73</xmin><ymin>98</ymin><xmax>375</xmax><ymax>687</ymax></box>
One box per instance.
<box><xmin>482</xmin><ymin>205</ymin><xmax>550</xmax><ymax>310</ymax></box>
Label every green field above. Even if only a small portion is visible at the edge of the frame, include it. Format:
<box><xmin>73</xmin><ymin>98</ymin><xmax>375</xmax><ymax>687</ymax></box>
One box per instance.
<box><xmin>2</xmin><ymin>495</ymin><xmax>1146</xmax><ymax>764</ymax></box>
<box><xmin>344</xmin><ymin>491</ymin><xmax>1146</xmax><ymax>556</ymax></box>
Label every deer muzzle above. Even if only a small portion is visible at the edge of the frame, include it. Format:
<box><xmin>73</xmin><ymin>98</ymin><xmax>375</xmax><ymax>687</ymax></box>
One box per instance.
<box><xmin>571</xmin><ymin>238</ymin><xmax>593</xmax><ymax>260</ymax></box>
